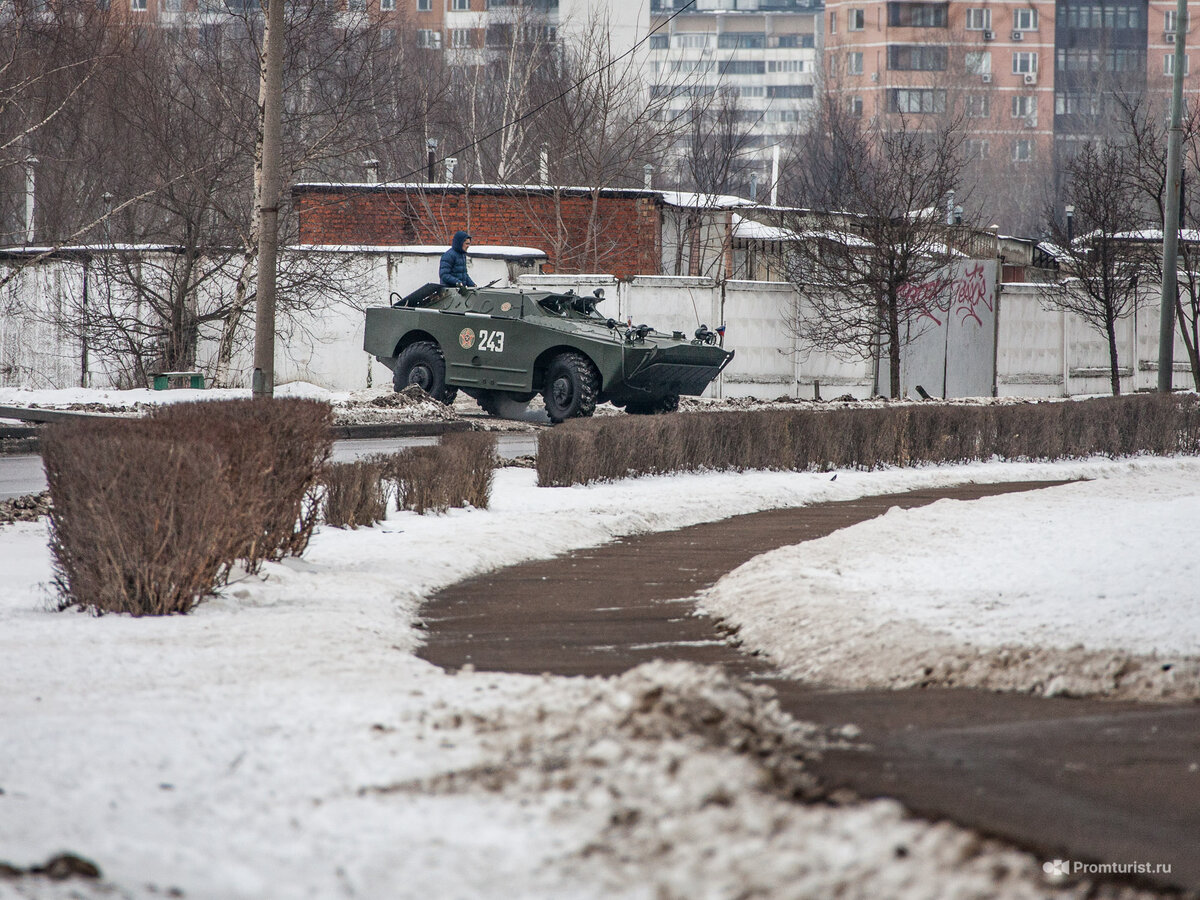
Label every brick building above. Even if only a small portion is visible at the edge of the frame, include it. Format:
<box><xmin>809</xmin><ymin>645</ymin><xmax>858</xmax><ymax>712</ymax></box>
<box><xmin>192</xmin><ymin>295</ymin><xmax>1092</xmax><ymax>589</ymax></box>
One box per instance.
<box><xmin>293</xmin><ymin>183</ymin><xmax>667</xmax><ymax>279</ymax></box>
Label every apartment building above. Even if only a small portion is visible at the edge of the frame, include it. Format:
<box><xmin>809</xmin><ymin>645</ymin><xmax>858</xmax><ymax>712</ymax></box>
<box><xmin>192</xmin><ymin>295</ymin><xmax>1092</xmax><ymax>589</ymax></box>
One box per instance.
<box><xmin>824</xmin><ymin>0</ymin><xmax>1200</xmax><ymax>170</ymax></box>
<box><xmin>648</xmin><ymin>0</ymin><xmax>822</xmax><ymax>192</ymax></box>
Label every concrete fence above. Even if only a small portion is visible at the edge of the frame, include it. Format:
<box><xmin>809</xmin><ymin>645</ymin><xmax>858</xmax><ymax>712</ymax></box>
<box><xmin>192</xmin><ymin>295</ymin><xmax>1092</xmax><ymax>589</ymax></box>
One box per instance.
<box><xmin>1</xmin><ymin>247</ymin><xmax>1193</xmax><ymax>398</ymax></box>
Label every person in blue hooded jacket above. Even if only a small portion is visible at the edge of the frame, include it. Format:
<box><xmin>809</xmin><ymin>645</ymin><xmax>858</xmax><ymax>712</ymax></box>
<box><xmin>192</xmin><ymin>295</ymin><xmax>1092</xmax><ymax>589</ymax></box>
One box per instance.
<box><xmin>439</xmin><ymin>230</ymin><xmax>476</xmax><ymax>288</ymax></box>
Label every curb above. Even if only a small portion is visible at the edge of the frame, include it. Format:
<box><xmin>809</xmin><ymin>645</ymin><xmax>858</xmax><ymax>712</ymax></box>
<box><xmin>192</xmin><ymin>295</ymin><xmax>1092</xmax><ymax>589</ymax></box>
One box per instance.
<box><xmin>333</xmin><ymin>421</ymin><xmax>473</xmax><ymax>439</ymax></box>
<box><xmin>1</xmin><ymin>409</ymin><xmax>475</xmax><ymax>453</ymax></box>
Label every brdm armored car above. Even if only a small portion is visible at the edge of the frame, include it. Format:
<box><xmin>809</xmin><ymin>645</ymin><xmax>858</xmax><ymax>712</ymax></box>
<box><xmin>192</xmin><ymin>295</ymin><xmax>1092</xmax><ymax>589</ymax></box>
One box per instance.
<box><xmin>363</xmin><ymin>283</ymin><xmax>734</xmax><ymax>423</ymax></box>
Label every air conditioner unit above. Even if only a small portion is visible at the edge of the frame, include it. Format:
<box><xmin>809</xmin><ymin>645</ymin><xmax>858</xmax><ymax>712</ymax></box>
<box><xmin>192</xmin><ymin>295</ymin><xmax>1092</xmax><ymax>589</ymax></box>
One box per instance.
<box><xmin>871</xmin><ymin>71</ymin><xmax>879</xmax><ymax>81</ymax></box>
<box><xmin>981</xmin><ymin>72</ymin><xmax>993</xmax><ymax>82</ymax></box>
<box><xmin>1011</xmin><ymin>30</ymin><xmax>1024</xmax><ymax>40</ymax></box>
<box><xmin>1165</xmin><ymin>31</ymin><xmax>1177</xmax><ymax>42</ymax></box>
<box><xmin>982</xmin><ymin>29</ymin><xmax>995</xmax><ymax>40</ymax></box>
<box><xmin>1025</xmin><ymin>115</ymin><xmax>1037</xmax><ymax>127</ymax></box>
<box><xmin>1023</xmin><ymin>72</ymin><xmax>1037</xmax><ymax>84</ymax></box>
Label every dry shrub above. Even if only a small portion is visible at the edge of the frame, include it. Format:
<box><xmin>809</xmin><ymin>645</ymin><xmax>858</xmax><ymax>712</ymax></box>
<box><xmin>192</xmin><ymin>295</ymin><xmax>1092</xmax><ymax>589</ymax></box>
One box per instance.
<box><xmin>441</xmin><ymin>431</ymin><xmax>498</xmax><ymax>509</ymax></box>
<box><xmin>150</xmin><ymin>399</ymin><xmax>333</xmax><ymax>569</ymax></box>
<box><xmin>384</xmin><ymin>431</ymin><xmax>498</xmax><ymax>513</ymax></box>
<box><xmin>42</xmin><ymin>421</ymin><xmax>235</xmax><ymax>615</ymax></box>
<box><xmin>321</xmin><ymin>459</ymin><xmax>388</xmax><ymax>528</ymax></box>
<box><xmin>536</xmin><ymin>394</ymin><xmax>1200</xmax><ymax>487</ymax></box>
<box><xmin>536</xmin><ymin>421</ymin><xmax>600</xmax><ymax>486</ymax></box>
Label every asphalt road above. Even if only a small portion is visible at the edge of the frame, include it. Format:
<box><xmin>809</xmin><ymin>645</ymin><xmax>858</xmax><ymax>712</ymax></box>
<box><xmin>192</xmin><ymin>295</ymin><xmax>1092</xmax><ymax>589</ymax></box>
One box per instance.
<box><xmin>0</xmin><ymin>433</ymin><xmax>539</xmax><ymax>499</ymax></box>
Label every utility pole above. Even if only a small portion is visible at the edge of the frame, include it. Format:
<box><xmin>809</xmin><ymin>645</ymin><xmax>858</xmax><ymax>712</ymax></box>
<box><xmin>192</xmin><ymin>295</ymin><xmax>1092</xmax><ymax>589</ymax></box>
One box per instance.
<box><xmin>1158</xmin><ymin>0</ymin><xmax>1188</xmax><ymax>392</ymax></box>
<box><xmin>252</xmin><ymin>0</ymin><xmax>285</xmax><ymax>400</ymax></box>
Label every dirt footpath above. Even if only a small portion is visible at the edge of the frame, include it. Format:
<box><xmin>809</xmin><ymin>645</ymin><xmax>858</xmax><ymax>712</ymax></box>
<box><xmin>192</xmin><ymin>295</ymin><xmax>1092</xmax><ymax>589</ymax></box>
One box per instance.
<box><xmin>418</xmin><ymin>481</ymin><xmax>1199</xmax><ymax>894</ymax></box>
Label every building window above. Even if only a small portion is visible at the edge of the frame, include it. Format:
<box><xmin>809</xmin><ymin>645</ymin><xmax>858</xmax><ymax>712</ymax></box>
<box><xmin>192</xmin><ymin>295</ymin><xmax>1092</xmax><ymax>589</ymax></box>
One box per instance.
<box><xmin>417</xmin><ymin>28</ymin><xmax>441</xmax><ymax>48</ymax></box>
<box><xmin>1011</xmin><ymin>94</ymin><xmax>1036</xmax><ymax>117</ymax></box>
<box><xmin>848</xmin><ymin>51</ymin><xmax>864</xmax><ymax>74</ymax></box>
<box><xmin>718</xmin><ymin>32</ymin><xmax>766</xmax><ymax>49</ymax></box>
<box><xmin>1057</xmin><ymin>47</ymin><xmax>1100</xmax><ymax>71</ymax></box>
<box><xmin>769</xmin><ymin>60</ymin><xmax>807</xmax><ymax>73</ymax></box>
<box><xmin>649</xmin><ymin>33</ymin><xmax>668</xmax><ymax>48</ymax></box>
<box><xmin>888</xmin><ymin>44</ymin><xmax>948</xmax><ymax>70</ymax></box>
<box><xmin>718</xmin><ymin>59</ymin><xmax>766</xmax><ymax>75</ymax></box>
<box><xmin>130</xmin><ymin>0</ymin><xmax>146</xmax><ymax>10</ymax></box>
<box><xmin>966</xmin><ymin>138</ymin><xmax>990</xmax><ymax>159</ymax></box>
<box><xmin>451</xmin><ymin>0</ymin><xmax>469</xmax><ymax>8</ymax></box>
<box><xmin>829</xmin><ymin>10</ymin><xmax>837</xmax><ymax>33</ymax></box>
<box><xmin>450</xmin><ymin>27</ymin><xmax>471</xmax><ymax>47</ymax></box>
<box><xmin>1165</xmin><ymin>53</ymin><xmax>1191</xmax><ymax>75</ymax></box>
<box><xmin>768</xmin><ymin>85</ymin><xmax>814</xmax><ymax>98</ymax></box>
<box><xmin>1166</xmin><ymin>9</ymin><xmax>1188</xmax><ymax>32</ymax></box>
<box><xmin>1012</xmin><ymin>139</ymin><xmax>1033</xmax><ymax>162</ymax></box>
<box><xmin>349</xmin><ymin>0</ymin><xmax>365</xmax><ymax>10</ymax></box>
<box><xmin>1064</xmin><ymin>3</ymin><xmax>1140</xmax><ymax>29</ymax></box>
<box><xmin>1106</xmin><ymin>48</ymin><xmax>1143</xmax><ymax>71</ymax></box>
<box><xmin>776</xmin><ymin>34</ymin><xmax>799</xmax><ymax>47</ymax></box>
<box><xmin>887</xmin><ymin>2</ymin><xmax>949</xmax><ymax>28</ymax></box>
<box><xmin>1055</xmin><ymin>91</ymin><xmax>1099</xmax><ymax>115</ymax></box>
<box><xmin>850</xmin><ymin>95</ymin><xmax>864</xmax><ymax>116</ymax></box>
<box><xmin>965</xmin><ymin>7</ymin><xmax>991</xmax><ymax>30</ymax></box>
<box><xmin>965</xmin><ymin>51</ymin><xmax>991</xmax><ymax>74</ymax></box>
<box><xmin>417</xmin><ymin>0</ymin><xmax>430</xmax><ymax>8</ymax></box>
<box><xmin>1013</xmin><ymin>7</ymin><xmax>1037</xmax><ymax>30</ymax></box>
<box><xmin>965</xmin><ymin>93</ymin><xmax>990</xmax><ymax>116</ymax></box>
<box><xmin>163</xmin><ymin>0</ymin><xmax>181</xmax><ymax>10</ymax></box>
<box><xmin>1012</xmin><ymin>51</ymin><xmax>1038</xmax><ymax>74</ymax></box>
<box><xmin>887</xmin><ymin>87</ymin><xmax>947</xmax><ymax>113</ymax></box>
<box><xmin>672</xmin><ymin>60</ymin><xmax>714</xmax><ymax>73</ymax></box>
<box><xmin>673</xmin><ymin>33</ymin><xmax>713</xmax><ymax>49</ymax></box>
<box><xmin>849</xmin><ymin>8</ymin><xmax>865</xmax><ymax>29</ymax></box>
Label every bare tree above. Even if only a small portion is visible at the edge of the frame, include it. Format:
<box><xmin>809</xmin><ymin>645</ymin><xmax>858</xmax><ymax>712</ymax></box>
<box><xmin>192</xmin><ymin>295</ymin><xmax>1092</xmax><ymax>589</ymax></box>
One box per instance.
<box><xmin>1039</xmin><ymin>139</ymin><xmax>1157</xmax><ymax>395</ymax></box>
<box><xmin>6</xmin><ymin>2</ymin><xmax>434</xmax><ymax>385</ymax></box>
<box><xmin>1116</xmin><ymin>92</ymin><xmax>1200</xmax><ymax>390</ymax></box>
<box><xmin>0</xmin><ymin>2</ymin><xmax>122</xmax><ymax>246</ymax></box>
<box><xmin>778</xmin><ymin>96</ymin><xmax>970</xmax><ymax>398</ymax></box>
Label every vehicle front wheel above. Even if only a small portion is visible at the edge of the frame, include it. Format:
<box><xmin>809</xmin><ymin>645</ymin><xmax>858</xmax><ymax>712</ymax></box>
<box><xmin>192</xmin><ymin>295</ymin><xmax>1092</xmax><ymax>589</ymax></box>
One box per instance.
<box><xmin>394</xmin><ymin>341</ymin><xmax>458</xmax><ymax>404</ymax></box>
<box><xmin>542</xmin><ymin>351</ymin><xmax>600</xmax><ymax>424</ymax></box>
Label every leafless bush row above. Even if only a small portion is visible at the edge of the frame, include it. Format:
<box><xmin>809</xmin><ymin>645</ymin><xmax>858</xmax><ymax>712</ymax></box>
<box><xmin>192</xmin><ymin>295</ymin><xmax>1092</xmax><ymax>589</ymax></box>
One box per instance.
<box><xmin>322</xmin><ymin>431</ymin><xmax>498</xmax><ymax>524</ymax></box>
<box><xmin>537</xmin><ymin>395</ymin><xmax>1200</xmax><ymax>487</ymax></box>
<box><xmin>42</xmin><ymin>399</ymin><xmax>333</xmax><ymax>616</ymax></box>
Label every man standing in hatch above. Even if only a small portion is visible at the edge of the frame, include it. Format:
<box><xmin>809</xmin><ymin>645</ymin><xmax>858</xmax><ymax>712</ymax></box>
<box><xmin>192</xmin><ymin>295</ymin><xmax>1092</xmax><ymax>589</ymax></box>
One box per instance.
<box><xmin>439</xmin><ymin>231</ymin><xmax>476</xmax><ymax>288</ymax></box>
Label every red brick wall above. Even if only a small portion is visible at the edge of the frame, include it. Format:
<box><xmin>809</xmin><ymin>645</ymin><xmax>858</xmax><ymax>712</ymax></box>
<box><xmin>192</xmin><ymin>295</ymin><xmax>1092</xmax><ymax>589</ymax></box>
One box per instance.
<box><xmin>294</xmin><ymin>185</ymin><xmax>663</xmax><ymax>279</ymax></box>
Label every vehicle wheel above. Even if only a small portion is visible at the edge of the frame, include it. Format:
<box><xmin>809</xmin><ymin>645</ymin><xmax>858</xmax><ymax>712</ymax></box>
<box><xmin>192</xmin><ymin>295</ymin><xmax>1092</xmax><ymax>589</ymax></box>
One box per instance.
<box><xmin>477</xmin><ymin>392</ymin><xmax>532</xmax><ymax>419</ymax></box>
<box><xmin>476</xmin><ymin>390</ymin><xmax>503</xmax><ymax>417</ymax></box>
<box><xmin>542</xmin><ymin>351</ymin><xmax>599</xmax><ymax>424</ymax></box>
<box><xmin>625</xmin><ymin>394</ymin><xmax>679</xmax><ymax>416</ymax></box>
<box><xmin>394</xmin><ymin>341</ymin><xmax>457</xmax><ymax>404</ymax></box>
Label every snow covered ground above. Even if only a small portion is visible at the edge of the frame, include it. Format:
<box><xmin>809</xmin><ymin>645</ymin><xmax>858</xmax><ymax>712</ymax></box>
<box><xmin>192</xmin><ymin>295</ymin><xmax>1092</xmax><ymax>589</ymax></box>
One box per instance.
<box><xmin>1</xmin><ymin>450</ymin><xmax>1192</xmax><ymax>899</ymax></box>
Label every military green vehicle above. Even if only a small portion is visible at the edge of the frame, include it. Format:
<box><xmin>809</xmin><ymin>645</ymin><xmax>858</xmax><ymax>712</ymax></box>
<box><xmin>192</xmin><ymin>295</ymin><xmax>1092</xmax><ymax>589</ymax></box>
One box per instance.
<box><xmin>363</xmin><ymin>282</ymin><xmax>734</xmax><ymax>423</ymax></box>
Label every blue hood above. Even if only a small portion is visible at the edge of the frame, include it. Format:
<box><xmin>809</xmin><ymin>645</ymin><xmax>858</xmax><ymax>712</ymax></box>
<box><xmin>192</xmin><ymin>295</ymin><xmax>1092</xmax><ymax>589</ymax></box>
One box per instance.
<box><xmin>451</xmin><ymin>230</ymin><xmax>471</xmax><ymax>252</ymax></box>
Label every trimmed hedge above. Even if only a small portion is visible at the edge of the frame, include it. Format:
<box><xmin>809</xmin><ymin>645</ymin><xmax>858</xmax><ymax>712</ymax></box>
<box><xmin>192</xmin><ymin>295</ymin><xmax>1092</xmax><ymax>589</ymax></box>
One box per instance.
<box><xmin>537</xmin><ymin>394</ymin><xmax>1200</xmax><ymax>487</ymax></box>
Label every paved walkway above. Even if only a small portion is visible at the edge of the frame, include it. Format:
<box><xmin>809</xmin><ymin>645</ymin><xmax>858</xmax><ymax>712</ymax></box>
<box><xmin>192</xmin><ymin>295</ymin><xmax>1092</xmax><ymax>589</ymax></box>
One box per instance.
<box><xmin>418</xmin><ymin>482</ymin><xmax>1198</xmax><ymax>894</ymax></box>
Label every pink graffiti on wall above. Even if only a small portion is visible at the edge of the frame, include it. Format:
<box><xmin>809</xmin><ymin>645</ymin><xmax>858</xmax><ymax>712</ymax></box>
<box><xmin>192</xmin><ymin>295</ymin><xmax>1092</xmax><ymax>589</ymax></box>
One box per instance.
<box><xmin>898</xmin><ymin>263</ymin><xmax>994</xmax><ymax>328</ymax></box>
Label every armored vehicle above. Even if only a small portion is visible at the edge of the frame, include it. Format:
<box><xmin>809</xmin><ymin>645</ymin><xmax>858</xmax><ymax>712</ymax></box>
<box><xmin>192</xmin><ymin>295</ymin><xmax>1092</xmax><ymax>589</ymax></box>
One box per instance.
<box><xmin>364</xmin><ymin>283</ymin><xmax>734</xmax><ymax>423</ymax></box>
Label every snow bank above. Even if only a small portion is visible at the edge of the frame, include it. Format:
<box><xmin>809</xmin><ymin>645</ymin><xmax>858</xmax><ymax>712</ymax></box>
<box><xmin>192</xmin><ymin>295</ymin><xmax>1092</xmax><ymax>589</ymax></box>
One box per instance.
<box><xmin>699</xmin><ymin>458</ymin><xmax>1200</xmax><ymax>700</ymax></box>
